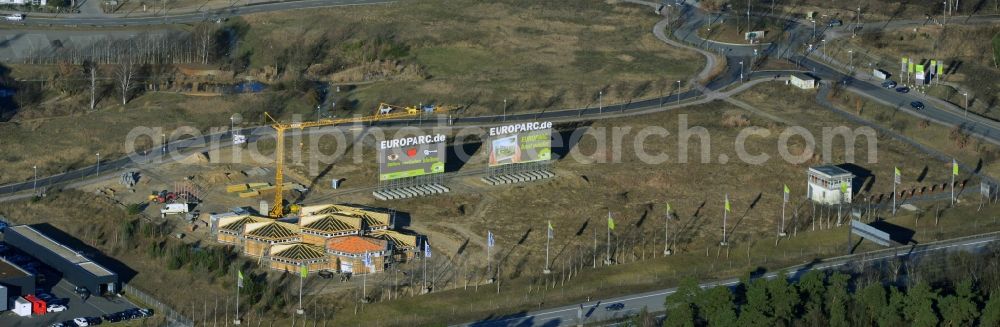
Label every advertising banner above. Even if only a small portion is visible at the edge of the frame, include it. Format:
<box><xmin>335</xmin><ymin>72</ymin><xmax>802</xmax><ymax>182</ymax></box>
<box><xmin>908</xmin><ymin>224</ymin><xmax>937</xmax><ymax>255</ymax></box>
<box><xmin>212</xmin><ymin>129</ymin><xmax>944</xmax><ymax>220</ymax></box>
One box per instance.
<box><xmin>378</xmin><ymin>134</ymin><xmax>446</xmax><ymax>181</ymax></box>
<box><xmin>488</xmin><ymin>122</ymin><xmax>553</xmax><ymax>167</ymax></box>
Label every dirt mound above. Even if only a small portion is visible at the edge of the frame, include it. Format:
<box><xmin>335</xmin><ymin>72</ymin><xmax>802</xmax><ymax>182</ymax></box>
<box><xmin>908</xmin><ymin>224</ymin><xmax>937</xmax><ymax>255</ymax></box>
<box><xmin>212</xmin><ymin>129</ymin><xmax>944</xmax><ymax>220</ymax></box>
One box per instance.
<box><xmin>178</xmin><ymin>152</ymin><xmax>210</xmax><ymax>165</ymax></box>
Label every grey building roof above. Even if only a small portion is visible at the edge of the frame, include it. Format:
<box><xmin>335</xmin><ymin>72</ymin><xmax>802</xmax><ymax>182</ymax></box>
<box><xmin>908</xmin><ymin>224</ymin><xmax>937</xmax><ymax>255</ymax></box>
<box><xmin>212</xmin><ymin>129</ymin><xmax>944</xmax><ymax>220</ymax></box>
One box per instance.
<box><xmin>810</xmin><ymin>165</ymin><xmax>853</xmax><ymax>179</ymax></box>
<box><xmin>7</xmin><ymin>225</ymin><xmax>115</xmax><ymax>279</ymax></box>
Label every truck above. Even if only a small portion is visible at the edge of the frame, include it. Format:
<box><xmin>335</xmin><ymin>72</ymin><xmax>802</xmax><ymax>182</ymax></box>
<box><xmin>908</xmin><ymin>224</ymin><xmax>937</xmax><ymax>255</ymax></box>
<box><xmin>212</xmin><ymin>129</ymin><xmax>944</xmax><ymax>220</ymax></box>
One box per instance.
<box><xmin>160</xmin><ymin>203</ymin><xmax>190</xmax><ymax>218</ymax></box>
<box><xmin>4</xmin><ymin>14</ymin><xmax>25</xmax><ymax>21</ymax></box>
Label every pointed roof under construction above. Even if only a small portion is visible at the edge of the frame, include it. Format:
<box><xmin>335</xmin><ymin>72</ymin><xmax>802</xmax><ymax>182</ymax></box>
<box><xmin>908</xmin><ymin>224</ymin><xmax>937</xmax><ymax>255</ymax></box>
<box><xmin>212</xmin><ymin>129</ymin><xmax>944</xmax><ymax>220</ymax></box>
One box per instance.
<box><xmin>244</xmin><ymin>221</ymin><xmax>301</xmax><ymax>240</ymax></box>
<box><xmin>371</xmin><ymin>230</ymin><xmax>419</xmax><ymax>249</ymax></box>
<box><xmin>299</xmin><ymin>214</ymin><xmax>362</xmax><ymax>234</ymax></box>
<box><xmin>268</xmin><ymin>243</ymin><xmax>327</xmax><ymax>261</ymax></box>
<box><xmin>218</xmin><ymin>215</ymin><xmax>271</xmax><ymax>233</ymax></box>
<box><xmin>299</xmin><ymin>204</ymin><xmax>391</xmax><ymax>228</ymax></box>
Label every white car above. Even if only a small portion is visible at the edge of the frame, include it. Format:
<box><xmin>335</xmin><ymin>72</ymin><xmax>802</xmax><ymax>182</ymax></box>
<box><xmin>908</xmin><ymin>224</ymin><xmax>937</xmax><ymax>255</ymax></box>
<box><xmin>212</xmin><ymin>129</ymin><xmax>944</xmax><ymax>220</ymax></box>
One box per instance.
<box><xmin>72</xmin><ymin>317</ymin><xmax>89</xmax><ymax>326</ymax></box>
<box><xmin>47</xmin><ymin>304</ymin><xmax>67</xmax><ymax>312</ymax></box>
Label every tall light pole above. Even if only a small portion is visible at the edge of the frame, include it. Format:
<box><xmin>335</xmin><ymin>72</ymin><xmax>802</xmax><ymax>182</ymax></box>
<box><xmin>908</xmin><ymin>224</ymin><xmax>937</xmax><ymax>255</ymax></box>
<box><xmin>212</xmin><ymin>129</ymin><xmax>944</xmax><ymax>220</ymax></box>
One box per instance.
<box><xmin>964</xmin><ymin>92</ymin><xmax>969</xmax><ymax>118</ymax></box>
<box><xmin>739</xmin><ymin>61</ymin><xmax>744</xmax><ymax>83</ymax></box>
<box><xmin>848</xmin><ymin>50</ymin><xmax>854</xmax><ymax>73</ymax></box>
<box><xmin>746</xmin><ymin>0</ymin><xmax>751</xmax><ymax>39</ymax></box>
<box><xmin>96</xmin><ymin>152</ymin><xmax>101</xmax><ymax>177</ymax></box>
<box><xmin>503</xmin><ymin>98</ymin><xmax>507</xmax><ymax>121</ymax></box>
<box><xmin>675</xmin><ymin>80</ymin><xmax>681</xmax><ymax>105</ymax></box>
<box><xmin>33</xmin><ymin>165</ymin><xmax>37</xmax><ymax>194</ymax></box>
<box><xmin>599</xmin><ymin>91</ymin><xmax>603</xmax><ymax>114</ymax></box>
<box><xmin>162</xmin><ymin>133</ymin><xmax>167</xmax><ymax>153</ymax></box>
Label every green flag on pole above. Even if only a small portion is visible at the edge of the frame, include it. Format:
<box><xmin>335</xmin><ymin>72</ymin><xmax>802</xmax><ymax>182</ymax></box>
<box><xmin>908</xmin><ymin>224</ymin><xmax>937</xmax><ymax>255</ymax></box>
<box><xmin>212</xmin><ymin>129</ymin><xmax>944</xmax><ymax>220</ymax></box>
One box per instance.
<box><xmin>783</xmin><ymin>184</ymin><xmax>790</xmax><ymax>203</ymax></box>
<box><xmin>908</xmin><ymin>62</ymin><xmax>915</xmax><ymax>73</ymax></box>
<box><xmin>894</xmin><ymin>167</ymin><xmax>901</xmax><ymax>184</ymax></box>
<box><xmin>665</xmin><ymin>202</ymin><xmax>672</xmax><ymax>214</ymax></box>
<box><xmin>937</xmin><ymin>62</ymin><xmax>944</xmax><ymax>75</ymax></box>
<box><xmin>607</xmin><ymin>216</ymin><xmax>615</xmax><ymax>231</ymax></box>
<box><xmin>237</xmin><ymin>270</ymin><xmax>244</xmax><ymax>288</ymax></box>
<box><xmin>724</xmin><ymin>195</ymin><xmax>732</xmax><ymax>212</ymax></box>
<box><xmin>300</xmin><ymin>265</ymin><xmax>308</xmax><ymax>278</ymax></box>
<box><xmin>840</xmin><ymin>182</ymin><xmax>848</xmax><ymax>194</ymax></box>
<box><xmin>953</xmin><ymin>159</ymin><xmax>959</xmax><ymax>176</ymax></box>
<box><xmin>916</xmin><ymin>65</ymin><xmax>924</xmax><ymax>73</ymax></box>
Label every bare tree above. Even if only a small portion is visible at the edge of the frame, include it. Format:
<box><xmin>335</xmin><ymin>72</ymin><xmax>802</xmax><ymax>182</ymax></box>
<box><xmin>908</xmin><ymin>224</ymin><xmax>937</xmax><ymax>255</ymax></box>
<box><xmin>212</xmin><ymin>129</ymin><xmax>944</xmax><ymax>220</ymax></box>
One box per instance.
<box><xmin>194</xmin><ymin>23</ymin><xmax>216</xmax><ymax>65</ymax></box>
<box><xmin>87</xmin><ymin>61</ymin><xmax>97</xmax><ymax>110</ymax></box>
<box><xmin>114</xmin><ymin>56</ymin><xmax>137</xmax><ymax>105</ymax></box>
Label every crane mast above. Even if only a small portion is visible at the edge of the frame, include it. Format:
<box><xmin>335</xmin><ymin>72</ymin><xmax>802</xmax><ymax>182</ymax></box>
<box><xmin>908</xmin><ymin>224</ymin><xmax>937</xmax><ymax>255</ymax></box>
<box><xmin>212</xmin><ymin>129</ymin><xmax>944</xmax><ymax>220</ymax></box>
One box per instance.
<box><xmin>263</xmin><ymin>103</ymin><xmax>447</xmax><ymax>217</ymax></box>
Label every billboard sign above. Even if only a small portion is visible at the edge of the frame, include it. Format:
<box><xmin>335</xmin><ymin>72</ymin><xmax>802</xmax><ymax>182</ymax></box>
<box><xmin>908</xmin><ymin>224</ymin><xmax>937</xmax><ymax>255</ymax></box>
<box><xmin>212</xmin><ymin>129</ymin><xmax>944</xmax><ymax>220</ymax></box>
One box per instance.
<box><xmin>850</xmin><ymin>220</ymin><xmax>892</xmax><ymax>247</ymax></box>
<box><xmin>745</xmin><ymin>31</ymin><xmax>765</xmax><ymax>40</ymax></box>
<box><xmin>488</xmin><ymin>122</ymin><xmax>553</xmax><ymax>167</ymax></box>
<box><xmin>378</xmin><ymin>134</ymin><xmax>446</xmax><ymax>181</ymax></box>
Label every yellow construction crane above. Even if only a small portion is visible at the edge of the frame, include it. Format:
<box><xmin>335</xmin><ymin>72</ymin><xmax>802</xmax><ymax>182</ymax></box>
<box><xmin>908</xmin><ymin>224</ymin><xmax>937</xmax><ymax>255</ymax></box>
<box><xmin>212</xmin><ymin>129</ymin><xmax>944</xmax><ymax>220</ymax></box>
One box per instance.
<box><xmin>262</xmin><ymin>103</ymin><xmax>449</xmax><ymax>218</ymax></box>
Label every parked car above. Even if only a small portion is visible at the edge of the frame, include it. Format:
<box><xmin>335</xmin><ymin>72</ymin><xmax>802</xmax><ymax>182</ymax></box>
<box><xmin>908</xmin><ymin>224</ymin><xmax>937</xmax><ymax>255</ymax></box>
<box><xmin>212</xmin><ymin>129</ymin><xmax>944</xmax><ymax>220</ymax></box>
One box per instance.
<box><xmin>881</xmin><ymin>80</ymin><xmax>897</xmax><ymax>89</ymax></box>
<box><xmin>72</xmin><ymin>317</ymin><xmax>89</xmax><ymax>327</ymax></box>
<box><xmin>85</xmin><ymin>317</ymin><xmax>102</xmax><ymax>325</ymax></box>
<box><xmin>318</xmin><ymin>270</ymin><xmax>335</xmax><ymax>279</ymax></box>
<box><xmin>828</xmin><ymin>19</ymin><xmax>843</xmax><ymax>27</ymax></box>
<box><xmin>911</xmin><ymin>101</ymin><xmax>925</xmax><ymax>109</ymax></box>
<box><xmin>50</xmin><ymin>322</ymin><xmax>70</xmax><ymax>327</ymax></box>
<box><xmin>36</xmin><ymin>292</ymin><xmax>56</xmax><ymax>302</ymax></box>
<box><xmin>47</xmin><ymin>304</ymin><xmax>67</xmax><ymax>312</ymax></box>
<box><xmin>896</xmin><ymin>86</ymin><xmax>910</xmax><ymax>93</ymax></box>
<box><xmin>605</xmin><ymin>303</ymin><xmax>625</xmax><ymax>311</ymax></box>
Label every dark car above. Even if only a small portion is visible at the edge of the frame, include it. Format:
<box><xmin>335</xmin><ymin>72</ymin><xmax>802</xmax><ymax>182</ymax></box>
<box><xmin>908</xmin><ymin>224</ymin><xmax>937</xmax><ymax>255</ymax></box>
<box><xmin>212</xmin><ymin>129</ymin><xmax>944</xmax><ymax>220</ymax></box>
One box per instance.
<box><xmin>828</xmin><ymin>19</ymin><xmax>843</xmax><ymax>27</ymax></box>
<box><xmin>85</xmin><ymin>317</ymin><xmax>102</xmax><ymax>325</ymax></box>
<box><xmin>911</xmin><ymin>101</ymin><xmax>925</xmax><ymax>109</ymax></box>
<box><xmin>605</xmin><ymin>303</ymin><xmax>625</xmax><ymax>311</ymax></box>
<box><xmin>881</xmin><ymin>80</ymin><xmax>897</xmax><ymax>89</ymax></box>
<box><xmin>896</xmin><ymin>86</ymin><xmax>910</xmax><ymax>93</ymax></box>
<box><xmin>318</xmin><ymin>270</ymin><xmax>335</xmax><ymax>279</ymax></box>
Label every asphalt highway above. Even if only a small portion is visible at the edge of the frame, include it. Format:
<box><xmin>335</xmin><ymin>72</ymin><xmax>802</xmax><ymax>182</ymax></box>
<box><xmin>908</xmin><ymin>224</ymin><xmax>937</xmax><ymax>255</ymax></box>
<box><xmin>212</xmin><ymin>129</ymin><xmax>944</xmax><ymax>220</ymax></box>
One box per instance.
<box><xmin>455</xmin><ymin>232</ymin><xmax>1000</xmax><ymax>327</ymax></box>
<box><xmin>13</xmin><ymin>0</ymin><xmax>392</xmax><ymax>26</ymax></box>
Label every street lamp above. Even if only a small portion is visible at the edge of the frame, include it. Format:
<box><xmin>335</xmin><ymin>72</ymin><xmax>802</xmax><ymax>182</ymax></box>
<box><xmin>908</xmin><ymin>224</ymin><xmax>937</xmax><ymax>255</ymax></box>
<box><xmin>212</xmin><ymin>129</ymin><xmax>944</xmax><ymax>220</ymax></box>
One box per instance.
<box><xmin>33</xmin><ymin>165</ymin><xmax>37</xmax><ymax>194</ymax></box>
<box><xmin>739</xmin><ymin>61</ymin><xmax>744</xmax><ymax>83</ymax></box>
<box><xmin>503</xmin><ymin>98</ymin><xmax>507</xmax><ymax>121</ymax></box>
<box><xmin>964</xmin><ymin>92</ymin><xmax>969</xmax><ymax>118</ymax></box>
<box><xmin>848</xmin><ymin>50</ymin><xmax>854</xmax><ymax>73</ymax></box>
<box><xmin>676</xmin><ymin>80</ymin><xmax>682</xmax><ymax>105</ymax></box>
<box><xmin>161</xmin><ymin>133</ymin><xmax>167</xmax><ymax>154</ymax></box>
<box><xmin>599</xmin><ymin>91</ymin><xmax>603</xmax><ymax>114</ymax></box>
<box><xmin>96</xmin><ymin>153</ymin><xmax>101</xmax><ymax>177</ymax></box>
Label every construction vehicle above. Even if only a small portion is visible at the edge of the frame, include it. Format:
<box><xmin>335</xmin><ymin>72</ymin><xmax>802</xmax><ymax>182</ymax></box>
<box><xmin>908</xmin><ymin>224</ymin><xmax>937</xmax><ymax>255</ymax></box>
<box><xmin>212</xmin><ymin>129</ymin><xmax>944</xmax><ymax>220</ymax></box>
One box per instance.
<box><xmin>263</xmin><ymin>103</ymin><xmax>452</xmax><ymax>217</ymax></box>
<box><xmin>148</xmin><ymin>190</ymin><xmax>177</xmax><ymax>203</ymax></box>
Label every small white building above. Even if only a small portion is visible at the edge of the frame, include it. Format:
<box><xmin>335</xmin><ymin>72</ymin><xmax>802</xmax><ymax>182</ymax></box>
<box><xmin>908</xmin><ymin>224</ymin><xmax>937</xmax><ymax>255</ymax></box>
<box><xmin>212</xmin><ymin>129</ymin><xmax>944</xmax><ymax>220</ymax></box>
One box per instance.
<box><xmin>789</xmin><ymin>73</ymin><xmax>817</xmax><ymax>89</ymax></box>
<box><xmin>807</xmin><ymin>165</ymin><xmax>854</xmax><ymax>205</ymax></box>
<box><xmin>0</xmin><ymin>0</ymin><xmax>46</xmax><ymax>5</ymax></box>
<box><xmin>12</xmin><ymin>296</ymin><xmax>31</xmax><ymax>317</ymax></box>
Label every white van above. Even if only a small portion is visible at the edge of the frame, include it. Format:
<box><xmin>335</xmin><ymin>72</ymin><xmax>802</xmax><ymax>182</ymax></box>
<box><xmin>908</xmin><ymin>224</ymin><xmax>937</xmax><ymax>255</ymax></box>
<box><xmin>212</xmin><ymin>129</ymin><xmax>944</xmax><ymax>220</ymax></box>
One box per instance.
<box><xmin>4</xmin><ymin>14</ymin><xmax>25</xmax><ymax>22</ymax></box>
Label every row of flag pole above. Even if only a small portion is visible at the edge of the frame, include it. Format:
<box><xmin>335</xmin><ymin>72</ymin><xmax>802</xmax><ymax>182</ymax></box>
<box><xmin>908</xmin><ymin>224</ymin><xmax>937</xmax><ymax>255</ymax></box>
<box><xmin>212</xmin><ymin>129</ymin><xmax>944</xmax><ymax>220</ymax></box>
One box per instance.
<box><xmin>226</xmin><ymin>160</ymin><xmax>966</xmax><ymax>311</ymax></box>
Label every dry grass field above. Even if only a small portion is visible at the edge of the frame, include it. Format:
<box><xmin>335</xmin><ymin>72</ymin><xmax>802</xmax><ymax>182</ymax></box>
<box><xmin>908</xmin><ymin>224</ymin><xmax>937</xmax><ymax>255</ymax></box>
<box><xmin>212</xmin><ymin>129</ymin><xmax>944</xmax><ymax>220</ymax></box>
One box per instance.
<box><xmin>0</xmin><ymin>0</ymin><xmax>703</xmax><ymax>186</ymax></box>
<box><xmin>4</xmin><ymin>82</ymin><xmax>1000</xmax><ymax>325</ymax></box>
<box><xmin>234</xmin><ymin>0</ymin><xmax>703</xmax><ymax>116</ymax></box>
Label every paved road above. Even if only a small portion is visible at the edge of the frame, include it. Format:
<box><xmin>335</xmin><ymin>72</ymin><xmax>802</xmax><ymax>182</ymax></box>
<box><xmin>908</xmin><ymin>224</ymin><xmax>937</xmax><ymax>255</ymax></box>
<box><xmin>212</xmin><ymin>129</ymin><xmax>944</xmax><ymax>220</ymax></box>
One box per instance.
<box><xmin>12</xmin><ymin>0</ymin><xmax>391</xmax><ymax>26</ymax></box>
<box><xmin>455</xmin><ymin>232</ymin><xmax>1000</xmax><ymax>326</ymax></box>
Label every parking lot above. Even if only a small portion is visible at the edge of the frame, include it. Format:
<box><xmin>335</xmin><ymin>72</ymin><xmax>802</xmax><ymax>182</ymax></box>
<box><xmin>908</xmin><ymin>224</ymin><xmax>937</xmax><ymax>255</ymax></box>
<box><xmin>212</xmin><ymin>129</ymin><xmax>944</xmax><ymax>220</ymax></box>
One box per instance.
<box><xmin>1</xmin><ymin>242</ymin><xmax>142</xmax><ymax>326</ymax></box>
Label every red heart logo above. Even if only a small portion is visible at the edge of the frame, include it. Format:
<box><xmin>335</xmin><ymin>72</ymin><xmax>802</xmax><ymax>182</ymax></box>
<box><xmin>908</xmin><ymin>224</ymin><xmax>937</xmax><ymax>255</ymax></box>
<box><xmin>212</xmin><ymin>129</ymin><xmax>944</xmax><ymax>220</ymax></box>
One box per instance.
<box><xmin>406</xmin><ymin>148</ymin><xmax>417</xmax><ymax>157</ymax></box>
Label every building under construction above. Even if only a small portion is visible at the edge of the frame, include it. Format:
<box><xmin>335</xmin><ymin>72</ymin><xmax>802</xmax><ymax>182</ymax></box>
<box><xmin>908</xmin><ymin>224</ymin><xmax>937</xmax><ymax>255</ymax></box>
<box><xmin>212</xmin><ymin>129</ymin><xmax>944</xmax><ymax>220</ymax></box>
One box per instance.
<box><xmin>212</xmin><ymin>204</ymin><xmax>422</xmax><ymax>275</ymax></box>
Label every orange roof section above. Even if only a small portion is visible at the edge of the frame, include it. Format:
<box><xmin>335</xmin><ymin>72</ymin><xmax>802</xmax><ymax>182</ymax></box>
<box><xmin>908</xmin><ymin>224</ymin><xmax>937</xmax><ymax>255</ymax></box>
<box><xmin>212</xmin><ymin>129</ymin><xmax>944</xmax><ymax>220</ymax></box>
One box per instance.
<box><xmin>326</xmin><ymin>235</ymin><xmax>388</xmax><ymax>254</ymax></box>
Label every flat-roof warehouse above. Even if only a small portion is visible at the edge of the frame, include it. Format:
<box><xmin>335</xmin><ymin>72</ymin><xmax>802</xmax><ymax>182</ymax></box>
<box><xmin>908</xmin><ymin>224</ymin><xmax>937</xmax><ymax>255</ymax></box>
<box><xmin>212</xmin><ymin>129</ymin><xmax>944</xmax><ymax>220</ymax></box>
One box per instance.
<box><xmin>3</xmin><ymin>225</ymin><xmax>118</xmax><ymax>295</ymax></box>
